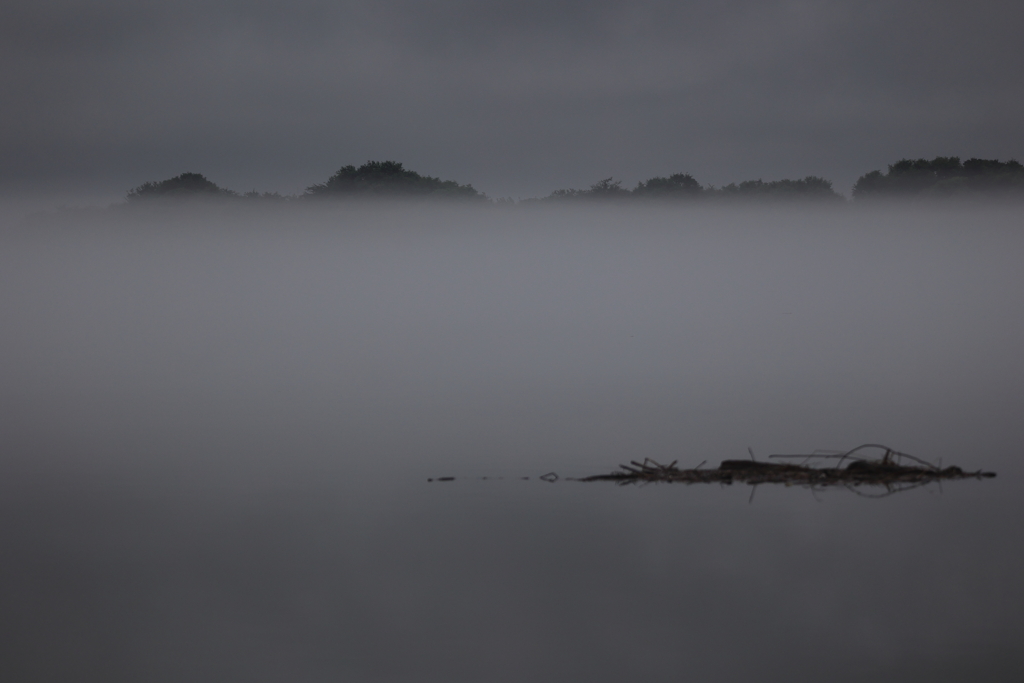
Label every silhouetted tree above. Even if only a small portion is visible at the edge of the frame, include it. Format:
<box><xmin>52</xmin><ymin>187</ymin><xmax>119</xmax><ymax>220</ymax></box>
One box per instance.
<box><xmin>853</xmin><ymin>157</ymin><xmax>1024</xmax><ymax>199</ymax></box>
<box><xmin>243</xmin><ymin>190</ymin><xmax>287</xmax><ymax>201</ymax></box>
<box><xmin>541</xmin><ymin>173</ymin><xmax>840</xmax><ymax>202</ymax></box>
<box><xmin>541</xmin><ymin>177</ymin><xmax>632</xmax><ymax>201</ymax></box>
<box><xmin>710</xmin><ymin>176</ymin><xmax>842</xmax><ymax>201</ymax></box>
<box><xmin>304</xmin><ymin>161</ymin><xmax>483</xmax><ymax>199</ymax></box>
<box><xmin>126</xmin><ymin>172</ymin><xmax>237</xmax><ymax>200</ymax></box>
<box><xmin>543</xmin><ymin>188</ymin><xmax>586</xmax><ymax>200</ymax></box>
<box><xmin>633</xmin><ymin>173</ymin><xmax>703</xmax><ymax>198</ymax></box>
<box><xmin>588</xmin><ymin>177</ymin><xmax>630</xmax><ymax>198</ymax></box>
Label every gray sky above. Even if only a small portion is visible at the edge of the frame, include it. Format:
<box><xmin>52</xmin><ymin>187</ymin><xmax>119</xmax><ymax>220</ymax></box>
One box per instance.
<box><xmin>2</xmin><ymin>0</ymin><xmax>1022</xmax><ymax>200</ymax></box>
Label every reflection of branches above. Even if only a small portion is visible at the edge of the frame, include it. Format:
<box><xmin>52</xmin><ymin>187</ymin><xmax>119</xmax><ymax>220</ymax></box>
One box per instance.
<box><xmin>768</xmin><ymin>443</ymin><xmax>940</xmax><ymax>471</ymax></box>
<box><xmin>841</xmin><ymin>479</ymin><xmax>932</xmax><ymax>498</ymax></box>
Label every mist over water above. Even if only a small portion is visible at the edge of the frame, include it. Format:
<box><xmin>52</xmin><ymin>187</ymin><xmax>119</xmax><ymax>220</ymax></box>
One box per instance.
<box><xmin>2</xmin><ymin>203</ymin><xmax>1022</xmax><ymax>682</ymax></box>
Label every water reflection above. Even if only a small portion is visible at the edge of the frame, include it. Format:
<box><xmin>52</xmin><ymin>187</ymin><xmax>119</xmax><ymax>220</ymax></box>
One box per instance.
<box><xmin>1</xmin><ymin>203</ymin><xmax>1022</xmax><ymax>682</ymax></box>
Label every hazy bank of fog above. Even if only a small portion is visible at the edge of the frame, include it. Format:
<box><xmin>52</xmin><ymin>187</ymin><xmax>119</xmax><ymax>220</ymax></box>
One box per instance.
<box><xmin>5</xmin><ymin>199</ymin><xmax>1023</xmax><ymax>470</ymax></box>
<box><xmin>2</xmin><ymin>201</ymin><xmax>1022</xmax><ymax>682</ymax></box>
<box><xmin>5</xmin><ymin>200</ymin><xmax>1022</xmax><ymax>483</ymax></box>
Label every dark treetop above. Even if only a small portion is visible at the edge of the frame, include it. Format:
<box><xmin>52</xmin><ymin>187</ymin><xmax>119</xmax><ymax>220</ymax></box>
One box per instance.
<box><xmin>126</xmin><ymin>172</ymin><xmax>238</xmax><ymax>201</ymax></box>
<box><xmin>853</xmin><ymin>157</ymin><xmax>1024</xmax><ymax>199</ymax></box>
<box><xmin>303</xmin><ymin>161</ymin><xmax>483</xmax><ymax>199</ymax></box>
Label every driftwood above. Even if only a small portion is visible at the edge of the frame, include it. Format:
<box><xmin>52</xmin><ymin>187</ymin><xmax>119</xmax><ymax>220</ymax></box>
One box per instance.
<box><xmin>578</xmin><ymin>444</ymin><xmax>995</xmax><ymax>495</ymax></box>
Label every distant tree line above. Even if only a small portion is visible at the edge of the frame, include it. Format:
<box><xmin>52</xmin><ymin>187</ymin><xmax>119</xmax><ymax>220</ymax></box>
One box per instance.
<box><xmin>852</xmin><ymin>157</ymin><xmax>1024</xmax><ymax>199</ymax></box>
<box><xmin>126</xmin><ymin>157</ymin><xmax>1024</xmax><ymax>204</ymax></box>
<box><xmin>536</xmin><ymin>174</ymin><xmax>842</xmax><ymax>202</ymax></box>
<box><xmin>127</xmin><ymin>161</ymin><xmax>483</xmax><ymax>203</ymax></box>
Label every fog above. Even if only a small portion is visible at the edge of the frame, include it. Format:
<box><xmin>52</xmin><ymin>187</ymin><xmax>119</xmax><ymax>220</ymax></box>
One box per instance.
<box><xmin>2</xmin><ymin>203</ymin><xmax>1022</xmax><ymax>681</ymax></box>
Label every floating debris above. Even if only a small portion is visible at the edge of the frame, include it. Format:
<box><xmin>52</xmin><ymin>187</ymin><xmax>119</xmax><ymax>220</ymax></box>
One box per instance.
<box><xmin>578</xmin><ymin>444</ymin><xmax>995</xmax><ymax>495</ymax></box>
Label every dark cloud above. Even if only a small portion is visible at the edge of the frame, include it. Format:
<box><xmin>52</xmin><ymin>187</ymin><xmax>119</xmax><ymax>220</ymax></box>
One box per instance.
<box><xmin>2</xmin><ymin>1</ymin><xmax>1022</xmax><ymax>200</ymax></box>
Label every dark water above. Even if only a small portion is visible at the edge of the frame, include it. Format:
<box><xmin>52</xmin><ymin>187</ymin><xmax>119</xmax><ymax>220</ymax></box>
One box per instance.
<box><xmin>2</xmin><ymin>203</ymin><xmax>1022</xmax><ymax>682</ymax></box>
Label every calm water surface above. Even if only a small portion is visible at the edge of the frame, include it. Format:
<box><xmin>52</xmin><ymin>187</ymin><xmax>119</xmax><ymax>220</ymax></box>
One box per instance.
<box><xmin>2</xmin><ymin>204</ymin><xmax>1022</xmax><ymax>682</ymax></box>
